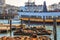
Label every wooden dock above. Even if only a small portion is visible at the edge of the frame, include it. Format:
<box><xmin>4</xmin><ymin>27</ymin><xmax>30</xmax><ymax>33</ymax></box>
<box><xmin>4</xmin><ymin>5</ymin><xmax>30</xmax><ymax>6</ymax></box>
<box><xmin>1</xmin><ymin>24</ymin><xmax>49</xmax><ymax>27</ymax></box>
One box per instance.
<box><xmin>0</xmin><ymin>26</ymin><xmax>10</xmax><ymax>33</ymax></box>
<box><xmin>20</xmin><ymin>18</ymin><xmax>60</xmax><ymax>22</ymax></box>
<box><xmin>0</xmin><ymin>23</ymin><xmax>25</xmax><ymax>27</ymax></box>
<box><xmin>0</xmin><ymin>23</ymin><xmax>26</xmax><ymax>33</ymax></box>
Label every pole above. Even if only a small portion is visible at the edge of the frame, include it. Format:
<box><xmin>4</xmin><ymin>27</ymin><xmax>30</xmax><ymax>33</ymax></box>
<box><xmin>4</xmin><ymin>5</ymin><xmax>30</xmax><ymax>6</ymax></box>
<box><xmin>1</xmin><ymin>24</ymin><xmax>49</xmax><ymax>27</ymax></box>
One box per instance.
<box><xmin>8</xmin><ymin>17</ymin><xmax>10</xmax><ymax>24</ymax></box>
<box><xmin>43</xmin><ymin>16</ymin><xmax>45</xmax><ymax>27</ymax></box>
<box><xmin>53</xmin><ymin>17</ymin><xmax>57</xmax><ymax>40</ymax></box>
<box><xmin>28</xmin><ymin>17</ymin><xmax>30</xmax><ymax>27</ymax></box>
<box><xmin>21</xmin><ymin>19</ymin><xmax>23</xmax><ymax>27</ymax></box>
<box><xmin>10</xmin><ymin>18</ymin><xmax>12</xmax><ymax>37</ymax></box>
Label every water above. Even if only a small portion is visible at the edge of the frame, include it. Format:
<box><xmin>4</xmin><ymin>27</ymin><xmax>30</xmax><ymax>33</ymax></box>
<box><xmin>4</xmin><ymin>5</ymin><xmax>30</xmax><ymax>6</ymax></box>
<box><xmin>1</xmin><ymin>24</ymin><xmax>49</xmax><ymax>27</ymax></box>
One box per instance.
<box><xmin>0</xmin><ymin>19</ymin><xmax>20</xmax><ymax>24</ymax></box>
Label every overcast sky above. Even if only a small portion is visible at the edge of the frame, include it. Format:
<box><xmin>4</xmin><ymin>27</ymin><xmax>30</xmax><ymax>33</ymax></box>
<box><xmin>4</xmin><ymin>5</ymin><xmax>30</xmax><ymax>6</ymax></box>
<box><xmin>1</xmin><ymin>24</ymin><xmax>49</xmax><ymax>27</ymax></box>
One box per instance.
<box><xmin>6</xmin><ymin>0</ymin><xmax>60</xmax><ymax>7</ymax></box>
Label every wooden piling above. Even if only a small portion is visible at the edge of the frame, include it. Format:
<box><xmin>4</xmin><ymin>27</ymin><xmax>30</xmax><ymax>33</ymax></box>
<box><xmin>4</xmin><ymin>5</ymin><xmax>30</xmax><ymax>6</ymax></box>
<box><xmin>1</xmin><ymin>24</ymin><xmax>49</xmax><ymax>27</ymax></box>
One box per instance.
<box><xmin>10</xmin><ymin>18</ymin><xmax>12</xmax><ymax>37</ymax></box>
<box><xmin>21</xmin><ymin>19</ymin><xmax>23</xmax><ymax>27</ymax></box>
<box><xmin>28</xmin><ymin>17</ymin><xmax>30</xmax><ymax>27</ymax></box>
<box><xmin>43</xmin><ymin>16</ymin><xmax>45</xmax><ymax>27</ymax></box>
<box><xmin>53</xmin><ymin>17</ymin><xmax>57</xmax><ymax>40</ymax></box>
<box><xmin>8</xmin><ymin>17</ymin><xmax>10</xmax><ymax>24</ymax></box>
<box><xmin>8</xmin><ymin>20</ymin><xmax>10</xmax><ymax>24</ymax></box>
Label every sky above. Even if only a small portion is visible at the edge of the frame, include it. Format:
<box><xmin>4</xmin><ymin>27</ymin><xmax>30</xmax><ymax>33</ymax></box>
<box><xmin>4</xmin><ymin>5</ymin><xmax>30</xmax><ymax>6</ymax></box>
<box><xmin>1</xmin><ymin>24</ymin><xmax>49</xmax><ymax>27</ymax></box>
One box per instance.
<box><xmin>5</xmin><ymin>0</ymin><xmax>60</xmax><ymax>7</ymax></box>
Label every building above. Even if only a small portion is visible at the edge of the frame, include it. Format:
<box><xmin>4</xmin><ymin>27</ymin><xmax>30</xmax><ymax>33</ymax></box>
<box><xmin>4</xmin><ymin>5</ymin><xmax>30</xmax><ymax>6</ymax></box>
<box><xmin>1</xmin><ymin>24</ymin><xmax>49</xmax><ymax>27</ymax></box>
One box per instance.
<box><xmin>0</xmin><ymin>0</ymin><xmax>5</xmax><ymax>14</ymax></box>
<box><xmin>0</xmin><ymin>0</ymin><xmax>19</xmax><ymax>14</ymax></box>
<box><xmin>48</xmin><ymin>2</ymin><xmax>60</xmax><ymax>12</ymax></box>
<box><xmin>43</xmin><ymin>1</ymin><xmax>47</xmax><ymax>12</ymax></box>
<box><xmin>5</xmin><ymin>4</ymin><xmax>18</xmax><ymax>14</ymax></box>
<box><xmin>19</xmin><ymin>0</ymin><xmax>43</xmax><ymax>12</ymax></box>
<box><xmin>0</xmin><ymin>0</ymin><xmax>5</xmax><ymax>6</ymax></box>
<box><xmin>0</xmin><ymin>0</ymin><xmax>19</xmax><ymax>19</ymax></box>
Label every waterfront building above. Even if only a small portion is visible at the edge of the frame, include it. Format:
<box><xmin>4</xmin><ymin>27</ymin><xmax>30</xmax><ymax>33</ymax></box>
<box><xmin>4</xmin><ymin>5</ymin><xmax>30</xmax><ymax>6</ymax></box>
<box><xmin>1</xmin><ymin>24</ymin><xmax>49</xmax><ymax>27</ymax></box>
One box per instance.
<box><xmin>0</xmin><ymin>0</ymin><xmax>5</xmax><ymax>6</ymax></box>
<box><xmin>48</xmin><ymin>2</ymin><xmax>60</xmax><ymax>11</ymax></box>
<box><xmin>19</xmin><ymin>0</ymin><xmax>43</xmax><ymax>12</ymax></box>
<box><xmin>0</xmin><ymin>0</ymin><xmax>19</xmax><ymax>14</ymax></box>
<box><xmin>0</xmin><ymin>0</ymin><xmax>5</xmax><ymax>14</ymax></box>
<box><xmin>5</xmin><ymin>4</ymin><xmax>18</xmax><ymax>14</ymax></box>
<box><xmin>43</xmin><ymin>1</ymin><xmax>47</xmax><ymax>12</ymax></box>
<box><xmin>48</xmin><ymin>4</ymin><xmax>58</xmax><ymax>11</ymax></box>
<box><xmin>0</xmin><ymin>0</ymin><xmax>19</xmax><ymax>19</ymax></box>
<box><xmin>1</xmin><ymin>4</ymin><xmax>19</xmax><ymax>19</ymax></box>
